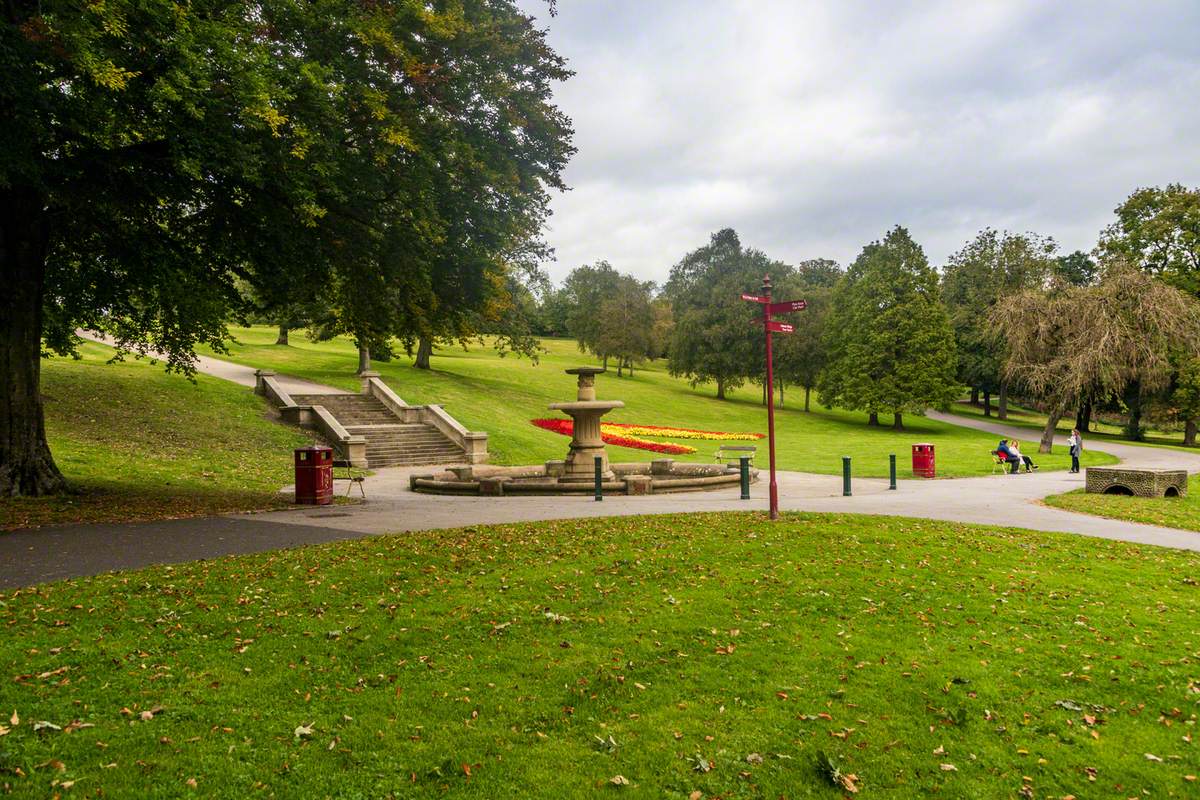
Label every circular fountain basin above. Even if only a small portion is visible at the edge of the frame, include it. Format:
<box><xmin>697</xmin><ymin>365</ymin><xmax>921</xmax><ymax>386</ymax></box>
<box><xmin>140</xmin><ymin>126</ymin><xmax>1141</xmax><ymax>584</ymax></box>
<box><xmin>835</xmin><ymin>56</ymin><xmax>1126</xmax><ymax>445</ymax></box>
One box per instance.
<box><xmin>409</xmin><ymin>459</ymin><xmax>758</xmax><ymax>496</ymax></box>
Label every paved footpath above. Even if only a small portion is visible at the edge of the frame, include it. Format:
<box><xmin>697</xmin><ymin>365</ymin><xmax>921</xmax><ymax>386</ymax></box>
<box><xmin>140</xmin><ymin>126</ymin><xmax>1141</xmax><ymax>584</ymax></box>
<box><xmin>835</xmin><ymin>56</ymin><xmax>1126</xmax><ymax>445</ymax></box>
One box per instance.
<box><xmin>4</xmin><ymin>350</ymin><xmax>1200</xmax><ymax>588</ymax></box>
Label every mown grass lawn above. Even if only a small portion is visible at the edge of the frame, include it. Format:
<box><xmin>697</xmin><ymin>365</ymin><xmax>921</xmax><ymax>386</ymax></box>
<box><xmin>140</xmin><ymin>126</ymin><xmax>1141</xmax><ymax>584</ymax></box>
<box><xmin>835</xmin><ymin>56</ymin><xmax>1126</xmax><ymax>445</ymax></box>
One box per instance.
<box><xmin>203</xmin><ymin>328</ymin><xmax>1114</xmax><ymax>478</ymax></box>
<box><xmin>1</xmin><ymin>343</ymin><xmax>315</xmax><ymax>530</ymax></box>
<box><xmin>1045</xmin><ymin>475</ymin><xmax>1200</xmax><ymax>533</ymax></box>
<box><xmin>1</xmin><ymin>512</ymin><xmax>1197</xmax><ymax>798</ymax></box>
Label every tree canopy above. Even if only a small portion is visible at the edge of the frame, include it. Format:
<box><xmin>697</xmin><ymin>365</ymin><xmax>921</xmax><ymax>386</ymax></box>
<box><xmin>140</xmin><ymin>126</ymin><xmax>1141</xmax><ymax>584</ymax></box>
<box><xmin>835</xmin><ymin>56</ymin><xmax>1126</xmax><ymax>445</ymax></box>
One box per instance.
<box><xmin>998</xmin><ymin>267</ymin><xmax>1200</xmax><ymax>448</ymax></box>
<box><xmin>664</xmin><ymin>229</ymin><xmax>789</xmax><ymax>400</ymax></box>
<box><xmin>1</xmin><ymin>0</ymin><xmax>573</xmax><ymax>495</ymax></box>
<box><xmin>940</xmin><ymin>230</ymin><xmax>1056</xmax><ymax>415</ymax></box>
<box><xmin>819</xmin><ymin>227</ymin><xmax>958</xmax><ymax>428</ymax></box>
<box><xmin>1098</xmin><ymin>184</ymin><xmax>1200</xmax><ymax>296</ymax></box>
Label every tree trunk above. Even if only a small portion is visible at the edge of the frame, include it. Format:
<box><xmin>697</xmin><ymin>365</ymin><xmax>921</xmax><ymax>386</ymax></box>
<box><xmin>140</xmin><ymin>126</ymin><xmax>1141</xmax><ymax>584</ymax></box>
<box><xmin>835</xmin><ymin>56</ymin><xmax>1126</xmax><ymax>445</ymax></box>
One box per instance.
<box><xmin>356</xmin><ymin>344</ymin><xmax>371</xmax><ymax>375</ymax></box>
<box><xmin>983</xmin><ymin>390</ymin><xmax>991</xmax><ymax>417</ymax></box>
<box><xmin>1075</xmin><ymin>402</ymin><xmax>1091</xmax><ymax>433</ymax></box>
<box><xmin>804</xmin><ymin>385</ymin><xmax>811</xmax><ymax>412</ymax></box>
<box><xmin>1185</xmin><ymin>418</ymin><xmax>1197</xmax><ymax>447</ymax></box>
<box><xmin>867</xmin><ymin>412</ymin><xmax>879</xmax><ymax>427</ymax></box>
<box><xmin>1</xmin><ymin>187</ymin><xmax>69</xmax><ymax>496</ymax></box>
<box><xmin>627</xmin><ymin>358</ymin><xmax>634</xmax><ymax>377</ymax></box>
<box><xmin>275</xmin><ymin>324</ymin><xmax>289</xmax><ymax>346</ymax></box>
<box><xmin>777</xmin><ymin>379</ymin><xmax>784</xmax><ymax>408</ymax></box>
<box><xmin>716</xmin><ymin>378</ymin><xmax>725</xmax><ymax>400</ymax></box>
<box><xmin>970</xmin><ymin>387</ymin><xmax>979</xmax><ymax>406</ymax></box>
<box><xmin>1124</xmin><ymin>380</ymin><xmax>1144</xmax><ymax>441</ymax></box>
<box><xmin>998</xmin><ymin>381</ymin><xmax>1009</xmax><ymax>420</ymax></box>
<box><xmin>761</xmin><ymin>381</ymin><xmax>766</xmax><ymax>406</ymax></box>
<box><xmin>892</xmin><ymin>412</ymin><xmax>903</xmax><ymax>430</ymax></box>
<box><xmin>602</xmin><ymin>355</ymin><xmax>608</xmax><ymax>370</ymax></box>
<box><xmin>413</xmin><ymin>336</ymin><xmax>433</xmax><ymax>370</ymax></box>
<box><xmin>616</xmin><ymin>359</ymin><xmax>623</xmax><ymax>377</ymax></box>
<box><xmin>1038</xmin><ymin>407</ymin><xmax>1063</xmax><ymax>454</ymax></box>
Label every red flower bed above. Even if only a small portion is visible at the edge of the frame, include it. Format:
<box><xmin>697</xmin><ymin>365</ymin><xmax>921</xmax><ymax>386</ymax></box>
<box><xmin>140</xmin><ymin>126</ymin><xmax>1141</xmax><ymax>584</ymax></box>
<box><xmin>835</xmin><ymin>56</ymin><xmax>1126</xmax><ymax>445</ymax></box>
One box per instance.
<box><xmin>530</xmin><ymin>418</ymin><xmax>697</xmax><ymax>455</ymax></box>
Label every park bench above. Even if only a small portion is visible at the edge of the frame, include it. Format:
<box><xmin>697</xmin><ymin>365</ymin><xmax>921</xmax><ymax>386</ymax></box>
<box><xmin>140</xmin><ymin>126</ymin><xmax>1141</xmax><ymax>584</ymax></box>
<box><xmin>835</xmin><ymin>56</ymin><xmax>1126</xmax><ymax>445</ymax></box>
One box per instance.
<box><xmin>715</xmin><ymin>445</ymin><xmax>756</xmax><ymax>465</ymax></box>
<box><xmin>990</xmin><ymin>450</ymin><xmax>1012</xmax><ymax>474</ymax></box>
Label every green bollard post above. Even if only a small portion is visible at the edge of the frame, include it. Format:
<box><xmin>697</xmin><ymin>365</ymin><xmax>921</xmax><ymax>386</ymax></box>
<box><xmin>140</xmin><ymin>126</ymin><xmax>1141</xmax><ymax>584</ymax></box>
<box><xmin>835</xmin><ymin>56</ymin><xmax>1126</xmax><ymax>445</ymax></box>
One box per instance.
<box><xmin>739</xmin><ymin>456</ymin><xmax>751</xmax><ymax>500</ymax></box>
<box><xmin>594</xmin><ymin>456</ymin><xmax>603</xmax><ymax>502</ymax></box>
<box><xmin>842</xmin><ymin>456</ymin><xmax>852</xmax><ymax>497</ymax></box>
<box><xmin>889</xmin><ymin>454</ymin><xmax>897</xmax><ymax>490</ymax></box>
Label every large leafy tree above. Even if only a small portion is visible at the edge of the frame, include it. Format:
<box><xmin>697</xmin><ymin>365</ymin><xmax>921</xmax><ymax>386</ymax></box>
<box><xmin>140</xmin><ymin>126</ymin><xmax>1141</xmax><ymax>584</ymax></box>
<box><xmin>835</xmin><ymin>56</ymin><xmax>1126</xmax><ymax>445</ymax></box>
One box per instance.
<box><xmin>772</xmin><ymin>281</ymin><xmax>837</xmax><ymax>412</ymax></box>
<box><xmin>594</xmin><ymin>274</ymin><xmax>656</xmax><ymax>376</ymax></box>
<box><xmin>560</xmin><ymin>261</ymin><xmax>625</xmax><ymax>366</ymax></box>
<box><xmin>664</xmin><ymin>229</ymin><xmax>789</xmax><ymax>400</ymax></box>
<box><xmin>1</xmin><ymin>0</ymin><xmax>572</xmax><ymax>496</ymax></box>
<box><xmin>1098</xmin><ymin>184</ymin><xmax>1200</xmax><ymax>295</ymax></box>
<box><xmin>998</xmin><ymin>267</ymin><xmax>1200</xmax><ymax>449</ymax></box>
<box><xmin>1097</xmin><ymin>184</ymin><xmax>1200</xmax><ymax>439</ymax></box>
<box><xmin>940</xmin><ymin>230</ymin><xmax>1055</xmax><ymax>418</ymax></box>
<box><xmin>819</xmin><ymin>227</ymin><xmax>958</xmax><ymax>429</ymax></box>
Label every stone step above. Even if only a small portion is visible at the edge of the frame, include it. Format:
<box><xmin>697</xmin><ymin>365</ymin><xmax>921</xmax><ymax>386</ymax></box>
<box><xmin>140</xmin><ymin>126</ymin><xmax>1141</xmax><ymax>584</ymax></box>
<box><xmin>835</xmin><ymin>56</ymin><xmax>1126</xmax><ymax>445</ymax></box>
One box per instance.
<box><xmin>367</xmin><ymin>447</ymin><xmax>464</xmax><ymax>458</ymax></box>
<box><xmin>360</xmin><ymin>432</ymin><xmax>449</xmax><ymax>443</ymax></box>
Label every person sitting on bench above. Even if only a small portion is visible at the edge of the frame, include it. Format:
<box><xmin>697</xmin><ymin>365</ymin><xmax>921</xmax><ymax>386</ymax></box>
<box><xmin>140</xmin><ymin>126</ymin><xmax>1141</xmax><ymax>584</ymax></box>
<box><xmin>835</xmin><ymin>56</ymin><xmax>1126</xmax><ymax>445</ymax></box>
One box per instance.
<box><xmin>1008</xmin><ymin>439</ymin><xmax>1038</xmax><ymax>473</ymax></box>
<box><xmin>996</xmin><ymin>439</ymin><xmax>1019</xmax><ymax>474</ymax></box>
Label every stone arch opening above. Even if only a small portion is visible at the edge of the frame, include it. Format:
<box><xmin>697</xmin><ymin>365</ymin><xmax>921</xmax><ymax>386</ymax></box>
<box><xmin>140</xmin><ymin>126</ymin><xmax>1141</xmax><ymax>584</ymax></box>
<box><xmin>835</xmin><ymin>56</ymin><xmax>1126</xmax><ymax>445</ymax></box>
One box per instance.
<box><xmin>1103</xmin><ymin>484</ymin><xmax>1134</xmax><ymax>496</ymax></box>
<box><xmin>1164</xmin><ymin>486</ymin><xmax>1180</xmax><ymax>498</ymax></box>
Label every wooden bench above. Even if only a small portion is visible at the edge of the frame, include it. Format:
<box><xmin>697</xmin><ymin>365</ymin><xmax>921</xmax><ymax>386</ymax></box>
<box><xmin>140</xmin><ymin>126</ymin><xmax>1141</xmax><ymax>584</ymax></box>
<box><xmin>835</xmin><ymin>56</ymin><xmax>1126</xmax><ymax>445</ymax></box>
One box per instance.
<box><xmin>715</xmin><ymin>445</ymin><xmax>756</xmax><ymax>465</ymax></box>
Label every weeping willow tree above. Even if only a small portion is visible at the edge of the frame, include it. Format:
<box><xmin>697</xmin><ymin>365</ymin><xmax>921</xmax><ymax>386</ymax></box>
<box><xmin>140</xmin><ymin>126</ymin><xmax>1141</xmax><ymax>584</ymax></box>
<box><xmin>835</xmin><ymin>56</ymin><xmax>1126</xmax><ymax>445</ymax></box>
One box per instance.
<box><xmin>996</xmin><ymin>267</ymin><xmax>1200</xmax><ymax>452</ymax></box>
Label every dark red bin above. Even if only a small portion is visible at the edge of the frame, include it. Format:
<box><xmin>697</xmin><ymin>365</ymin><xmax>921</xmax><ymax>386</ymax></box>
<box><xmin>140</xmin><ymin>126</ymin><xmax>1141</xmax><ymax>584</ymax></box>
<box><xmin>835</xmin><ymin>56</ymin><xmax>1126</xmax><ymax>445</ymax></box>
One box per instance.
<box><xmin>911</xmin><ymin>443</ymin><xmax>935</xmax><ymax>478</ymax></box>
<box><xmin>294</xmin><ymin>445</ymin><xmax>334</xmax><ymax>505</ymax></box>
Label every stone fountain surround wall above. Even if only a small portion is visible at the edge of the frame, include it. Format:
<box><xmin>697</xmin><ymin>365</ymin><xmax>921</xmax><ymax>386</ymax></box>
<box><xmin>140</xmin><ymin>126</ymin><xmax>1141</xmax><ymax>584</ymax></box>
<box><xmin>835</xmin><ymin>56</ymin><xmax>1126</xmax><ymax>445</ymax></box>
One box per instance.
<box><xmin>409</xmin><ymin>458</ymin><xmax>758</xmax><ymax>496</ymax></box>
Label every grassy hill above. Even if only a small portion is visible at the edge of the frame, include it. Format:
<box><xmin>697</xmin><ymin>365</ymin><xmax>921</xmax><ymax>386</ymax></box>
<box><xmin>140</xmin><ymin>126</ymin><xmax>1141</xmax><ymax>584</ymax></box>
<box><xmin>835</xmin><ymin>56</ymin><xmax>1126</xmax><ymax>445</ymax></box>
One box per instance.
<box><xmin>1</xmin><ymin>343</ymin><xmax>315</xmax><ymax>530</ymax></box>
<box><xmin>1</xmin><ymin>512</ymin><xmax>1195</xmax><ymax>797</ymax></box>
<box><xmin>204</xmin><ymin>327</ymin><xmax>1114</xmax><ymax>478</ymax></box>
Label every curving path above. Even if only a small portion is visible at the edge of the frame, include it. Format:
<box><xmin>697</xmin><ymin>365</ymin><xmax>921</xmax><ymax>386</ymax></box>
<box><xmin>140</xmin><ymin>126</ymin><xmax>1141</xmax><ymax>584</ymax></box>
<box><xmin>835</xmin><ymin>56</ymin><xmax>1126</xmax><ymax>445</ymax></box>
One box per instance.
<box><xmin>4</xmin><ymin>350</ymin><xmax>1200</xmax><ymax>588</ymax></box>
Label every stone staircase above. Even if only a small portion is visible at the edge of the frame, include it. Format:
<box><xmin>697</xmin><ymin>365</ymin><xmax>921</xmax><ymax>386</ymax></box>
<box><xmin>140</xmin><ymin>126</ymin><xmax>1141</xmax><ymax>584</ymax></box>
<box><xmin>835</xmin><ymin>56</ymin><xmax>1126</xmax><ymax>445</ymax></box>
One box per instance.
<box><xmin>290</xmin><ymin>393</ymin><xmax>466</xmax><ymax>467</ymax></box>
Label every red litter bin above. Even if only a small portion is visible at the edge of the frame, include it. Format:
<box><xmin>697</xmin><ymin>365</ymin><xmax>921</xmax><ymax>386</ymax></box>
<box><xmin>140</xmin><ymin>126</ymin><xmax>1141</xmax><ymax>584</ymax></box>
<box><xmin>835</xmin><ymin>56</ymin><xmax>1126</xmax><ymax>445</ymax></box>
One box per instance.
<box><xmin>911</xmin><ymin>443</ymin><xmax>936</xmax><ymax>478</ymax></box>
<box><xmin>294</xmin><ymin>445</ymin><xmax>334</xmax><ymax>505</ymax></box>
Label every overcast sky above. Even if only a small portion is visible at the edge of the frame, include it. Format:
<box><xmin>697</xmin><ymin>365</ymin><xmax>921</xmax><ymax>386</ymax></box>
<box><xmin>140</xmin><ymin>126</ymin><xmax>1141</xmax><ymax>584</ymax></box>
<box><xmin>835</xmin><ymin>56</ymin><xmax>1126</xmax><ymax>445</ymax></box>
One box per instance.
<box><xmin>518</xmin><ymin>1</ymin><xmax>1200</xmax><ymax>285</ymax></box>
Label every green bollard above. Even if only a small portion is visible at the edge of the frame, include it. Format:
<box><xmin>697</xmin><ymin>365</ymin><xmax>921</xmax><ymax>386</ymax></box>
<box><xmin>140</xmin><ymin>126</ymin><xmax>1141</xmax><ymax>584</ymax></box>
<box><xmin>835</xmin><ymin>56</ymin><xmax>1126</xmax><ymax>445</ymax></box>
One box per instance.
<box><xmin>842</xmin><ymin>456</ymin><xmax>852</xmax><ymax>497</ymax></box>
<box><xmin>594</xmin><ymin>456</ymin><xmax>603</xmax><ymax>502</ymax></box>
<box><xmin>739</xmin><ymin>456</ymin><xmax>751</xmax><ymax>500</ymax></box>
<box><xmin>889</xmin><ymin>453</ymin><xmax>897</xmax><ymax>490</ymax></box>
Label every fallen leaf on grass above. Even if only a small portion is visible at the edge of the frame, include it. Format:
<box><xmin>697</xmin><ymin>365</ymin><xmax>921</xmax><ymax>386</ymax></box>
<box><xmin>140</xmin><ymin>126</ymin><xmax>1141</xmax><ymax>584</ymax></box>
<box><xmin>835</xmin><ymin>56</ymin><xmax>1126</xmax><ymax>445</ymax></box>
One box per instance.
<box><xmin>294</xmin><ymin>723</ymin><xmax>314</xmax><ymax>739</ymax></box>
<box><xmin>139</xmin><ymin>706</ymin><xmax>165</xmax><ymax>721</ymax></box>
<box><xmin>609</xmin><ymin>775</ymin><xmax>630</xmax><ymax>786</ymax></box>
<box><xmin>10</xmin><ymin>710</ymin><xmax>18</xmax><ymax>725</ymax></box>
<box><xmin>746</xmin><ymin>753</ymin><xmax>763</xmax><ymax>765</ymax></box>
<box><xmin>33</xmin><ymin>721</ymin><xmax>62</xmax><ymax>732</ymax></box>
<box><xmin>1145</xmin><ymin>753</ymin><xmax>1163</xmax><ymax>762</ymax></box>
<box><xmin>940</xmin><ymin>763</ymin><xmax>958</xmax><ymax>771</ymax></box>
<box><xmin>817</xmin><ymin>751</ymin><xmax>859</xmax><ymax>794</ymax></box>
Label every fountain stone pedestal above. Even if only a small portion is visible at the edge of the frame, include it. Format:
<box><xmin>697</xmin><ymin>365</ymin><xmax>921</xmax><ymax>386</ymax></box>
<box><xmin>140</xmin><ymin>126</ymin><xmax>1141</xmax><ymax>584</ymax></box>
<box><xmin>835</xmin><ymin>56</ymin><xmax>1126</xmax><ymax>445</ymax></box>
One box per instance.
<box><xmin>548</xmin><ymin>367</ymin><xmax>624</xmax><ymax>482</ymax></box>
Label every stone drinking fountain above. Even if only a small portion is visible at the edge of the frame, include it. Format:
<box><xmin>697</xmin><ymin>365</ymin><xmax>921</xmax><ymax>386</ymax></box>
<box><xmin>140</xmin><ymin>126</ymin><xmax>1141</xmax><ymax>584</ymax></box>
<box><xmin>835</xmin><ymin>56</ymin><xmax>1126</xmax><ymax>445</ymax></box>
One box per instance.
<box><xmin>410</xmin><ymin>367</ymin><xmax>755</xmax><ymax>496</ymax></box>
<box><xmin>549</xmin><ymin>367</ymin><xmax>624</xmax><ymax>482</ymax></box>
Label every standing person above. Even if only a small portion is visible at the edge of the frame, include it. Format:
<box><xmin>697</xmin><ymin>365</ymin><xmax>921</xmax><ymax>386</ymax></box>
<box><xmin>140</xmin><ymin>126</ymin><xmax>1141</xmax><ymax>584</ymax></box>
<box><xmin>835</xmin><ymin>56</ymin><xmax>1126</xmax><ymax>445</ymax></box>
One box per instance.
<box><xmin>1068</xmin><ymin>429</ymin><xmax>1082</xmax><ymax>473</ymax></box>
<box><xmin>1008</xmin><ymin>440</ymin><xmax>1038</xmax><ymax>473</ymax></box>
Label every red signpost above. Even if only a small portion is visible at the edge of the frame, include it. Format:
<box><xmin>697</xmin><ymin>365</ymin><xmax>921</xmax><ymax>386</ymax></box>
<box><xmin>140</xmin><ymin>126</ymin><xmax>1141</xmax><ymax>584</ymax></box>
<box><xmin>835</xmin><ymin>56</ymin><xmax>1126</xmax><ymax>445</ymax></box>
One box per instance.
<box><xmin>743</xmin><ymin>275</ymin><xmax>805</xmax><ymax>520</ymax></box>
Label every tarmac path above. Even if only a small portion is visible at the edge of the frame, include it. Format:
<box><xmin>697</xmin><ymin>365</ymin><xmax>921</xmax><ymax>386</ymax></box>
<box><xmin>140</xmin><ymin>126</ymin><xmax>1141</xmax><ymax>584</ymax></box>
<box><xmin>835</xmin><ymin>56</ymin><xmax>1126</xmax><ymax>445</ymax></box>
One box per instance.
<box><xmin>4</xmin><ymin>348</ymin><xmax>1199</xmax><ymax>588</ymax></box>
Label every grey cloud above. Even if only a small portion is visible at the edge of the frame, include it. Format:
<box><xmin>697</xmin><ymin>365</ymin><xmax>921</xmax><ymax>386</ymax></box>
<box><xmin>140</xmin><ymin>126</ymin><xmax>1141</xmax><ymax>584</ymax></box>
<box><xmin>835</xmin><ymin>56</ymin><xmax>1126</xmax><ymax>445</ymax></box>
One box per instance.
<box><xmin>521</xmin><ymin>1</ymin><xmax>1200</xmax><ymax>283</ymax></box>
